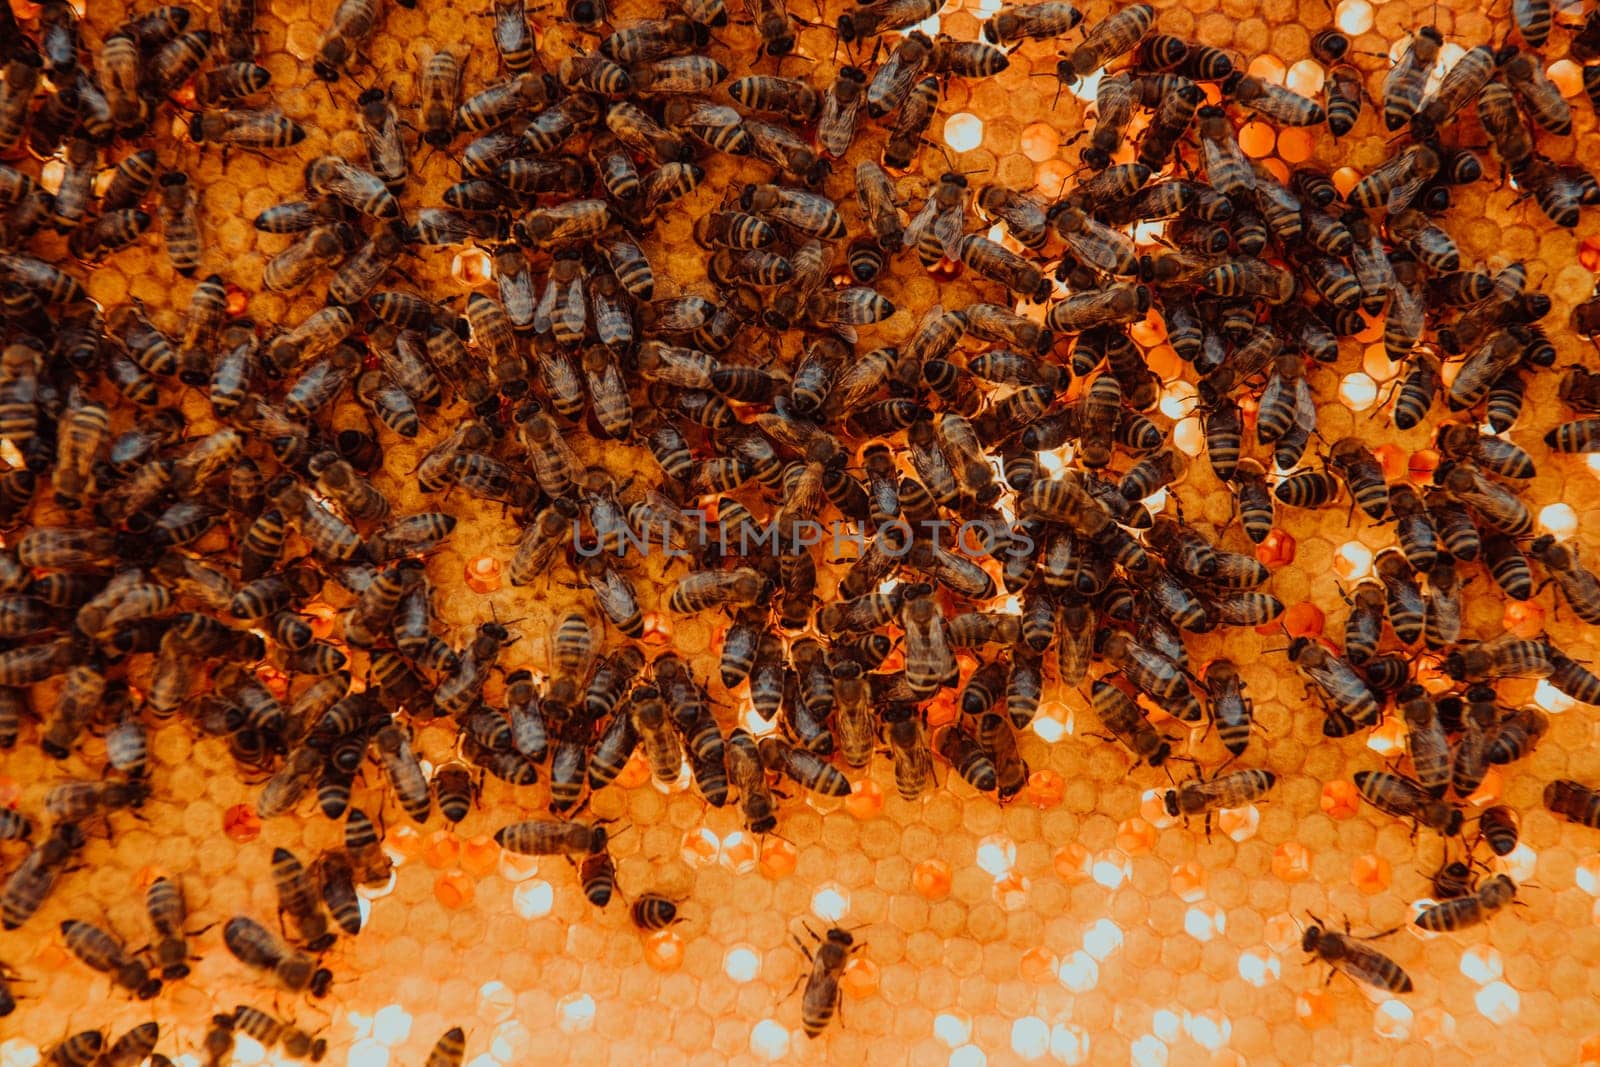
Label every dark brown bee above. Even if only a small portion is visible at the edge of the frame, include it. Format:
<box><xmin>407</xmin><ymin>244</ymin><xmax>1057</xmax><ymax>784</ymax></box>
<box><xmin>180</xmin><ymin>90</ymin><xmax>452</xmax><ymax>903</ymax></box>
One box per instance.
<box><xmin>1301</xmin><ymin>919</ymin><xmax>1413</xmax><ymax>994</ymax></box>
<box><xmin>495</xmin><ymin>819</ymin><xmax>607</xmax><ymax>856</ymax></box>
<box><xmin>629</xmin><ymin>894</ymin><xmax>681</xmax><ymax>930</ymax></box>
<box><xmin>189</xmin><ymin>109</ymin><xmax>307</xmax><ymax>148</ymax></box>
<box><xmin>223</xmin><ymin>916</ymin><xmax>332</xmax><ymax>996</ymax></box>
<box><xmin>1414</xmin><ymin>874</ymin><xmax>1516</xmax><ymax>931</ymax></box>
<box><xmin>983</xmin><ymin>1</ymin><xmax>1081</xmax><ymax>43</ymax></box>
<box><xmin>1290</xmin><ymin>637</ymin><xmax>1379</xmax><ymax>735</ymax></box>
<box><xmin>61</xmin><ymin>919</ymin><xmax>161</xmax><ymax>998</ymax></box>
<box><xmin>794</xmin><ymin>924</ymin><xmax>860</xmax><ymax>1038</ymax></box>
<box><xmin>1354</xmin><ymin>770</ymin><xmax>1462</xmax><ymax>835</ymax></box>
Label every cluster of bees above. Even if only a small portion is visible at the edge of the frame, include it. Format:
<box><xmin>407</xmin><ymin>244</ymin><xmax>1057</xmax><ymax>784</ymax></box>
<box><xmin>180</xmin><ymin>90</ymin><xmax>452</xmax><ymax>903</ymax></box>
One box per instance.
<box><xmin>3</xmin><ymin>0</ymin><xmax>1600</xmax><ymax>1054</ymax></box>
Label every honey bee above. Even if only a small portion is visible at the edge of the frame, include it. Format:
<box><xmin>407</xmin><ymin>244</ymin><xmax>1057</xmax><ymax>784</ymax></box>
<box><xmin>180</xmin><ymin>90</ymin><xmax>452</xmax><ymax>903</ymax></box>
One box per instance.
<box><xmin>495</xmin><ymin>819</ymin><xmax>608</xmax><ymax>855</ymax></box>
<box><xmin>1227</xmin><ymin>73</ymin><xmax>1324</xmax><ymax>125</ymax></box>
<box><xmin>313</xmin><ymin>0</ymin><xmax>379</xmax><ymax>80</ymax></box>
<box><xmin>189</xmin><ymin>109</ymin><xmax>308</xmax><ymax>147</ymax></box>
<box><xmin>1414</xmin><ymin>873</ymin><xmax>1516</xmax><ymax>931</ymax></box>
<box><xmin>1524</xmin><ymin>535</ymin><xmax>1600</xmax><ymax>623</ymax></box>
<box><xmin>1545</xmin><ymin>778</ymin><xmax>1600</xmax><ymax>829</ymax></box>
<box><xmin>837</xmin><ymin>0</ymin><xmax>939</xmax><ymax>41</ymax></box>
<box><xmin>46</xmin><ymin>1032</ymin><xmax>104</xmax><ymax>1067</ymax></box>
<box><xmin>456</xmin><ymin>73</ymin><xmax>558</xmax><ymax>135</ymax></box>
<box><xmin>417</xmin><ymin>51</ymin><xmax>460</xmax><ymax>150</ymax></box>
<box><xmin>1411</xmin><ymin>44</ymin><xmax>1497</xmax><ymax>138</ymax></box>
<box><xmin>1301</xmin><ymin>919</ymin><xmax>1413</xmax><ymax>994</ymax></box>
<box><xmin>223</xmin><ymin>916</ymin><xmax>332</xmax><ymax>996</ymax></box>
<box><xmin>1164</xmin><ymin>768</ymin><xmax>1276</xmax><ymax>826</ymax></box>
<box><xmin>0</xmin><ymin>52</ymin><xmax>40</xmax><ymax>155</ymax></box>
<box><xmin>425</xmin><ymin>1028</ymin><xmax>467</xmax><ymax>1067</ymax></box>
<box><xmin>1382</xmin><ymin>26</ymin><xmax>1440</xmax><ymax>130</ymax></box>
<box><xmin>883</xmin><ymin>76</ymin><xmax>940</xmax><ymax>171</ymax></box>
<box><xmin>1057</xmin><ymin>3</ymin><xmax>1153</xmax><ymax>82</ymax></box>
<box><xmin>61</xmin><ymin>919</ymin><xmax>161</xmax><ymax>998</ymax></box>
<box><xmin>1355</xmin><ymin>770</ymin><xmax>1462</xmax><ymax>835</ymax></box>
<box><xmin>622</xmin><ymin>893</ymin><xmax>677</xmax><ymax>930</ymax></box>
<box><xmin>1289</xmin><ymin>637</ymin><xmax>1380</xmax><ymax>735</ymax></box>
<box><xmin>490</xmin><ymin>0</ymin><xmax>535</xmax><ymax>72</ymax></box>
<box><xmin>271</xmin><ymin>847</ymin><xmax>334</xmax><ymax>951</ymax></box>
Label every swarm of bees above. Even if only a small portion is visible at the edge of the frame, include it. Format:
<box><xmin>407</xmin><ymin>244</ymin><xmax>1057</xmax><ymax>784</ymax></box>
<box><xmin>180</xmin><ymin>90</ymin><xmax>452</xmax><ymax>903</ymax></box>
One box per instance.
<box><xmin>3</xmin><ymin>0</ymin><xmax>1600</xmax><ymax>1051</ymax></box>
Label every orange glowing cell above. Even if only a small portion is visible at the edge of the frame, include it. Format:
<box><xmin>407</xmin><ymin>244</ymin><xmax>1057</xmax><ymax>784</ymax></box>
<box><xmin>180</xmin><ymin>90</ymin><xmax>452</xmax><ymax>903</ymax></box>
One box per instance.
<box><xmin>616</xmin><ymin>750</ymin><xmax>652</xmax><ymax>789</ymax></box>
<box><xmin>1054</xmin><ymin>843</ymin><xmax>1091</xmax><ymax>884</ymax></box>
<box><xmin>1145</xmin><ymin>344</ymin><xmax>1183</xmax><ymax>382</ymax></box>
<box><xmin>1407</xmin><ymin>449</ymin><xmax>1439</xmax><ymax>483</ymax></box>
<box><xmin>1115</xmin><ymin>817</ymin><xmax>1157</xmax><ymax>855</ymax></box>
<box><xmin>642</xmin><ymin>613</ymin><xmax>673</xmax><ymax>645</ymax></box>
<box><xmin>927</xmin><ymin>257</ymin><xmax>963</xmax><ymax>282</ymax></box>
<box><xmin>9</xmin><ymin>0</ymin><xmax>43</xmax><ymax>20</ymax></box>
<box><xmin>259</xmin><ymin>666</ymin><xmax>290</xmax><ymax>701</ymax></box>
<box><xmin>845</xmin><ymin>778</ymin><xmax>885</xmax><ymax>820</ymax></box>
<box><xmin>1580</xmin><ymin>1034</ymin><xmax>1600</xmax><ymax>1064</ymax></box>
<box><xmin>434</xmin><ymin>870</ymin><xmax>475</xmax><ymax>909</ymax></box>
<box><xmin>1332</xmin><ymin>166</ymin><xmax>1362</xmax><ymax>198</ymax></box>
<box><xmin>171</xmin><ymin>82</ymin><xmax>198</xmax><ymax>110</ymax></box>
<box><xmin>682</xmin><ymin>828</ymin><xmax>719</xmax><ymax>866</ymax></box>
<box><xmin>303</xmin><ymin>600</ymin><xmax>338</xmax><ymax>640</ymax></box>
<box><xmin>224</xmin><ymin>283</ymin><xmax>249</xmax><ymax>317</ymax></box>
<box><xmin>1255</xmin><ymin>529</ymin><xmax>1296</xmax><ymax>568</ymax></box>
<box><xmin>1247</xmin><ymin>55</ymin><xmax>1286</xmax><ymax>83</ymax></box>
<box><xmin>388</xmin><ymin>825</ymin><xmax>424</xmax><ymax>860</ymax></box>
<box><xmin>1372</xmin><ymin>444</ymin><xmax>1408</xmax><ymax>482</ymax></box>
<box><xmin>1259</xmin><ymin>158</ymin><xmax>1290</xmax><ymax>185</ymax></box>
<box><xmin>464</xmin><ymin>556</ymin><xmax>503</xmax><ymax>593</ymax></box>
<box><xmin>1130</xmin><ymin>313</ymin><xmax>1166</xmax><ymax>347</ymax></box>
<box><xmin>1550</xmin><ymin>59</ymin><xmax>1584</xmax><ymax>100</ymax></box>
<box><xmin>1279</xmin><ymin>601</ymin><xmax>1324</xmax><ymax>638</ymax></box>
<box><xmin>423</xmin><ymin>830</ymin><xmax>461</xmax><ymax>869</ymax></box>
<box><xmin>450</xmin><ymin>247</ymin><xmax>494</xmax><ymax>286</ymax></box>
<box><xmin>1321</xmin><ymin>780</ymin><xmax>1361</xmax><ymax>819</ymax></box>
<box><xmin>1026</xmin><ymin>770</ymin><xmax>1064</xmax><ymax>810</ymax></box>
<box><xmin>1582</xmin><ymin>237</ymin><xmax>1600</xmax><ymax>274</ymax></box>
<box><xmin>1020</xmin><ymin>122</ymin><xmax>1059</xmax><ymax>163</ymax></box>
<box><xmin>33</xmin><ymin>943</ymin><xmax>70</xmax><ymax>971</ymax></box>
<box><xmin>460</xmin><ymin>836</ymin><xmax>501</xmax><ymax>878</ymax></box>
<box><xmin>1170</xmin><ymin>862</ymin><xmax>1206</xmax><ymax>902</ymax></box>
<box><xmin>1272</xmin><ymin>842</ymin><xmax>1311</xmax><ymax>883</ymax></box>
<box><xmin>926</xmin><ymin>689</ymin><xmax>960</xmax><ymax>728</ymax></box>
<box><xmin>1467</xmin><ymin>767</ymin><xmax>1502</xmax><ymax>807</ymax></box>
<box><xmin>1366</xmin><ymin>715</ymin><xmax>1407</xmax><ymax>758</ymax></box>
<box><xmin>1035</xmin><ymin>158</ymin><xmax>1074</xmax><ymax>197</ymax></box>
<box><xmin>223</xmin><ymin>804</ymin><xmax>261</xmax><ymax>843</ymax></box>
<box><xmin>499</xmin><ymin>851</ymin><xmax>541</xmax><ymax>881</ymax></box>
<box><xmin>0</xmin><ymin>776</ymin><xmax>18</xmax><ymax>807</ymax></box>
<box><xmin>993</xmin><ymin>871</ymin><xmax>1030</xmax><ymax>909</ymax></box>
<box><xmin>1238</xmin><ymin>121</ymin><xmax>1276</xmax><ymax>159</ymax></box>
<box><xmin>1416</xmin><ymin>655</ymin><xmax>1453</xmax><ymax>694</ymax></box>
<box><xmin>1020</xmin><ymin>947</ymin><xmax>1057</xmax><ymax>984</ymax></box>
<box><xmin>1352</xmin><ymin>853</ymin><xmax>1390</xmax><ymax>894</ymax></box>
<box><xmin>721</xmin><ymin>832</ymin><xmax>759</xmax><ymax>872</ymax></box>
<box><xmin>914</xmin><ymin>859</ymin><xmax>953</xmax><ymax>900</ymax></box>
<box><xmin>1297</xmin><ymin>990</ymin><xmax>1335</xmax><ymax>1028</ymax></box>
<box><xmin>1503</xmin><ymin>599</ymin><xmax>1546</xmax><ymax>639</ymax></box>
<box><xmin>956</xmin><ymin>523</ymin><xmax>989</xmax><ymax>556</ymax></box>
<box><xmin>759</xmin><ymin>837</ymin><xmax>797</xmax><ymax>880</ymax></box>
<box><xmin>644</xmin><ymin>930</ymin><xmax>685</xmax><ymax>972</ymax></box>
<box><xmin>841</xmin><ymin>957</ymin><xmax>880</xmax><ymax>999</ymax></box>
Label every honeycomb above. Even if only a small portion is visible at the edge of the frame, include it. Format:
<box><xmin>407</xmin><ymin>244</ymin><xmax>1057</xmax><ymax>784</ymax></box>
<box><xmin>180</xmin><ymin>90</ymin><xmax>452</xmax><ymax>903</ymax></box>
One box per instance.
<box><xmin>3</xmin><ymin>0</ymin><xmax>1600</xmax><ymax>1063</ymax></box>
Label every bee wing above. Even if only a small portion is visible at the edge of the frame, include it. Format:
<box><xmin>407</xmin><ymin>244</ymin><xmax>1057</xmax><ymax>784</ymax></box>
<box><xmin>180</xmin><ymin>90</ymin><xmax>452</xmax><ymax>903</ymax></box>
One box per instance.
<box><xmin>902</xmin><ymin>193</ymin><xmax>942</xmax><ymax>251</ymax></box>
<box><xmin>1385</xmin><ymin>172</ymin><xmax>1428</xmax><ymax>214</ymax></box>
<box><xmin>534</xmin><ymin>276</ymin><xmax>559</xmax><ymax>334</ymax></box>
<box><xmin>558</xmin><ymin>275</ymin><xmax>588</xmax><ymax>335</ymax></box>
<box><xmin>1389</xmin><ymin>282</ymin><xmax>1423</xmax><ymax>339</ymax></box>
<box><xmin>932</xmin><ymin>202</ymin><xmax>966</xmax><ymax>261</ymax></box>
